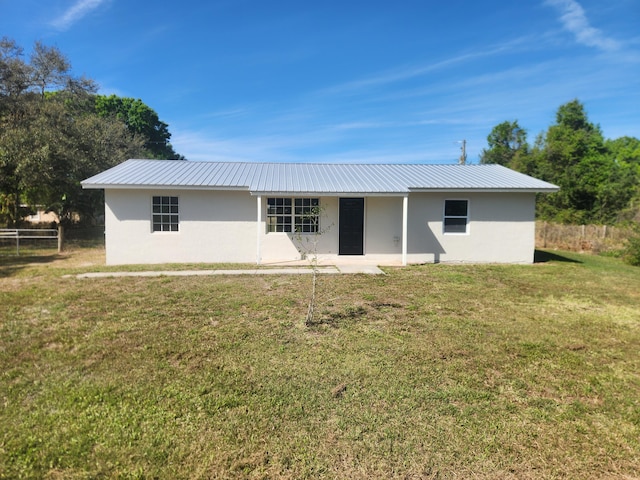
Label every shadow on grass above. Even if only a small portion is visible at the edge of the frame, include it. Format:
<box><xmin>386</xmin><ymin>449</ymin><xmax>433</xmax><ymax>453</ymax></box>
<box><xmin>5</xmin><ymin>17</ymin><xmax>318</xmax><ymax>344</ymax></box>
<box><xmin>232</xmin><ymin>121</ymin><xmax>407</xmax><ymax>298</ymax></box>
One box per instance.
<box><xmin>0</xmin><ymin>254</ymin><xmax>59</xmax><ymax>277</ymax></box>
<box><xmin>534</xmin><ymin>250</ymin><xmax>582</xmax><ymax>264</ymax></box>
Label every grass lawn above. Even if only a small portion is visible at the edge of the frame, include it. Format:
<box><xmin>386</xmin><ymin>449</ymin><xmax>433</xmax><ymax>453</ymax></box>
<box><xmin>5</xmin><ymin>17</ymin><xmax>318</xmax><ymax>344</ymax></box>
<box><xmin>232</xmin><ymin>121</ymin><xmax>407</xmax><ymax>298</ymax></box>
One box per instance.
<box><xmin>1</xmin><ymin>245</ymin><xmax>639</xmax><ymax>479</ymax></box>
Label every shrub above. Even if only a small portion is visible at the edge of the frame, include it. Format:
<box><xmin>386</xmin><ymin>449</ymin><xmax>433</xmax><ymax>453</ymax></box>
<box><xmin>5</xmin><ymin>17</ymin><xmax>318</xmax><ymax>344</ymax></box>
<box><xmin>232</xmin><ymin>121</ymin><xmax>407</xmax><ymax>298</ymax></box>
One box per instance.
<box><xmin>622</xmin><ymin>230</ymin><xmax>640</xmax><ymax>266</ymax></box>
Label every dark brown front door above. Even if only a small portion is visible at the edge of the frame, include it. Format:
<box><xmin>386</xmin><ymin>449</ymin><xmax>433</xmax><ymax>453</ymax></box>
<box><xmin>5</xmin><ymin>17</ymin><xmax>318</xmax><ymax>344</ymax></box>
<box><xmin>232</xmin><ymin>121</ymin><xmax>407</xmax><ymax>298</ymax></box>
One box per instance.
<box><xmin>339</xmin><ymin>198</ymin><xmax>364</xmax><ymax>255</ymax></box>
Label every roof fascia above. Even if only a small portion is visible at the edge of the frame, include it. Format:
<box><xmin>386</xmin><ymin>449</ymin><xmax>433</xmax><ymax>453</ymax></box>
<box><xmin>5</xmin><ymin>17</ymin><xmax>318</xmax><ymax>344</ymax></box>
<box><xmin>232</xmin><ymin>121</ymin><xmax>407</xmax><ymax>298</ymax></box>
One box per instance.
<box><xmin>81</xmin><ymin>184</ymin><xmax>250</xmax><ymax>191</ymax></box>
<box><xmin>249</xmin><ymin>191</ymin><xmax>407</xmax><ymax>197</ymax></box>
<box><xmin>408</xmin><ymin>188</ymin><xmax>559</xmax><ymax>193</ymax></box>
<box><xmin>81</xmin><ymin>185</ymin><xmax>559</xmax><ymax>194</ymax></box>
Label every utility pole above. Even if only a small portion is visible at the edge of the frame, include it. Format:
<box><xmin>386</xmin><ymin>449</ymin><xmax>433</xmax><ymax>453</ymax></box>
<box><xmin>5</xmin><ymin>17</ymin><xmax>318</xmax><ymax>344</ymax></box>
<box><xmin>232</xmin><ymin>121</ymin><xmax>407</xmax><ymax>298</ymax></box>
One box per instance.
<box><xmin>458</xmin><ymin>139</ymin><xmax>467</xmax><ymax>165</ymax></box>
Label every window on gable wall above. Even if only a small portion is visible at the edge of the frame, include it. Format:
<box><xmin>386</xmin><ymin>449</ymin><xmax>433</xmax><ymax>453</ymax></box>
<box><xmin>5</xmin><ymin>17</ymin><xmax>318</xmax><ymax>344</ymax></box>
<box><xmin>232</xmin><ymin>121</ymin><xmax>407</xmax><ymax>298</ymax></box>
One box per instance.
<box><xmin>443</xmin><ymin>199</ymin><xmax>469</xmax><ymax>234</ymax></box>
<box><xmin>152</xmin><ymin>196</ymin><xmax>179</xmax><ymax>232</ymax></box>
<box><xmin>267</xmin><ymin>197</ymin><xmax>319</xmax><ymax>233</ymax></box>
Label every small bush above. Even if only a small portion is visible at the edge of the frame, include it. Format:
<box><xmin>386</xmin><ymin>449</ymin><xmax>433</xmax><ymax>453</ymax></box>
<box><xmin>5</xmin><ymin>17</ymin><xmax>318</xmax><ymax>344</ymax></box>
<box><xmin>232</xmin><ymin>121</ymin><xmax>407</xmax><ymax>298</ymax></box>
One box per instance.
<box><xmin>623</xmin><ymin>234</ymin><xmax>640</xmax><ymax>266</ymax></box>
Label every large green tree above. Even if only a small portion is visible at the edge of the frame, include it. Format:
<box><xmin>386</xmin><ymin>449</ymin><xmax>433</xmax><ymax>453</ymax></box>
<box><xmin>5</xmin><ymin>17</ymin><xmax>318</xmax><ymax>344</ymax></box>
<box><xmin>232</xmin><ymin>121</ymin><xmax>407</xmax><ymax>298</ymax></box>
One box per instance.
<box><xmin>533</xmin><ymin>100</ymin><xmax>636</xmax><ymax>223</ymax></box>
<box><xmin>605</xmin><ymin>136</ymin><xmax>640</xmax><ymax>221</ymax></box>
<box><xmin>482</xmin><ymin>100</ymin><xmax>639</xmax><ymax>224</ymax></box>
<box><xmin>94</xmin><ymin>95</ymin><xmax>183</xmax><ymax>160</ymax></box>
<box><xmin>0</xmin><ymin>38</ymin><xmax>146</xmax><ymax>226</ymax></box>
<box><xmin>479</xmin><ymin>120</ymin><xmax>529</xmax><ymax>168</ymax></box>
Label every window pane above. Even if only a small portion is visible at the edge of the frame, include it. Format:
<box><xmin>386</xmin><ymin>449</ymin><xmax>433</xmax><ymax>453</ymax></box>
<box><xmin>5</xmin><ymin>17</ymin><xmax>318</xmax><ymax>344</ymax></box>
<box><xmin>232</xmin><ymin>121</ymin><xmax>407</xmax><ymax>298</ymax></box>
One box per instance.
<box><xmin>152</xmin><ymin>196</ymin><xmax>178</xmax><ymax>232</ymax></box>
<box><xmin>445</xmin><ymin>200</ymin><xmax>467</xmax><ymax>217</ymax></box>
<box><xmin>268</xmin><ymin>197</ymin><xmax>318</xmax><ymax>234</ymax></box>
<box><xmin>294</xmin><ymin>198</ymin><xmax>319</xmax><ymax>233</ymax></box>
<box><xmin>444</xmin><ymin>217</ymin><xmax>467</xmax><ymax>233</ymax></box>
<box><xmin>267</xmin><ymin>198</ymin><xmax>292</xmax><ymax>233</ymax></box>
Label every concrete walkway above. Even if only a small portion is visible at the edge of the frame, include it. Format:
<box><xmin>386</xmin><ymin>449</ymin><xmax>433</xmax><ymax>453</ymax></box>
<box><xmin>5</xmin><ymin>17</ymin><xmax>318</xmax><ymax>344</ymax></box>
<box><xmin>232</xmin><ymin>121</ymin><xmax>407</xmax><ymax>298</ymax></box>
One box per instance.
<box><xmin>70</xmin><ymin>264</ymin><xmax>384</xmax><ymax>279</ymax></box>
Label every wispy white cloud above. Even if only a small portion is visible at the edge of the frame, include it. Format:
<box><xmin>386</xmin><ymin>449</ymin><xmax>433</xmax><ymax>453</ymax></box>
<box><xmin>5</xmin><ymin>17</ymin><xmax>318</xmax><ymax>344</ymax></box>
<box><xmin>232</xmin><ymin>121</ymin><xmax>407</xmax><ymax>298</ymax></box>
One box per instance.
<box><xmin>318</xmin><ymin>51</ymin><xmax>491</xmax><ymax>97</ymax></box>
<box><xmin>544</xmin><ymin>0</ymin><xmax>620</xmax><ymax>51</ymax></box>
<box><xmin>171</xmin><ymin>18</ymin><xmax>636</xmax><ymax>165</ymax></box>
<box><xmin>50</xmin><ymin>0</ymin><xmax>109</xmax><ymax>31</ymax></box>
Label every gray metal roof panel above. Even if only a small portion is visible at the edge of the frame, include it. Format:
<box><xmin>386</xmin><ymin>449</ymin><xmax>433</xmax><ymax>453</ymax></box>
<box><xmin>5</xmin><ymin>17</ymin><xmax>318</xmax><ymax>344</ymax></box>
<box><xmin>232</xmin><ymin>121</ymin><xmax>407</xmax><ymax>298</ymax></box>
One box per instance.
<box><xmin>81</xmin><ymin>159</ymin><xmax>559</xmax><ymax>193</ymax></box>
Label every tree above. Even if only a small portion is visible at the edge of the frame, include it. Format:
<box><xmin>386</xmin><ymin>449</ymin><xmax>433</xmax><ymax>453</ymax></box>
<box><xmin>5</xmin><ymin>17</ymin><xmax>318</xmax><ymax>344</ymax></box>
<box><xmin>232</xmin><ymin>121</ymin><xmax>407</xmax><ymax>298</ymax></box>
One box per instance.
<box><xmin>522</xmin><ymin>100</ymin><xmax>635</xmax><ymax>223</ymax></box>
<box><xmin>0</xmin><ymin>38</ymin><xmax>31</xmax><ymax>103</ymax></box>
<box><xmin>94</xmin><ymin>95</ymin><xmax>183</xmax><ymax>159</ymax></box>
<box><xmin>294</xmin><ymin>204</ymin><xmax>333</xmax><ymax>326</ymax></box>
<box><xmin>0</xmin><ymin>38</ymin><xmax>146</xmax><ymax>226</ymax></box>
<box><xmin>43</xmin><ymin>105</ymin><xmax>146</xmax><ymax>224</ymax></box>
<box><xmin>480</xmin><ymin>120</ymin><xmax>529</xmax><ymax>167</ymax></box>
<box><xmin>605</xmin><ymin>136</ymin><xmax>640</xmax><ymax>221</ymax></box>
<box><xmin>606</xmin><ymin>136</ymin><xmax>640</xmax><ymax>163</ymax></box>
<box><xmin>484</xmin><ymin>100</ymin><xmax>639</xmax><ymax>224</ymax></box>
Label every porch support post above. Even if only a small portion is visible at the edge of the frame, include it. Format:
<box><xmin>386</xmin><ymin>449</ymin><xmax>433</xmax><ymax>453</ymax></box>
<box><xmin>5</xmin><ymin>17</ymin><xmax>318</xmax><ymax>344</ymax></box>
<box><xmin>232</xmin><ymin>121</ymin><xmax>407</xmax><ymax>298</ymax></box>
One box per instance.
<box><xmin>402</xmin><ymin>195</ymin><xmax>408</xmax><ymax>266</ymax></box>
<box><xmin>256</xmin><ymin>195</ymin><xmax>262</xmax><ymax>265</ymax></box>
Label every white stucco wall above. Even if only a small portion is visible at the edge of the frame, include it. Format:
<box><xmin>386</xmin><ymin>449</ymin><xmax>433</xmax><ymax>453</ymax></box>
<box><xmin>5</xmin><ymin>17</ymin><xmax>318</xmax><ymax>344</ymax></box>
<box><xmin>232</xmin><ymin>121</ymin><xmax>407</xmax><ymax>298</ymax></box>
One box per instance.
<box><xmin>104</xmin><ymin>189</ymin><xmax>257</xmax><ymax>265</ymax></box>
<box><xmin>406</xmin><ymin>192</ymin><xmax>537</xmax><ymax>264</ymax></box>
<box><xmin>104</xmin><ymin>189</ymin><xmax>537</xmax><ymax>265</ymax></box>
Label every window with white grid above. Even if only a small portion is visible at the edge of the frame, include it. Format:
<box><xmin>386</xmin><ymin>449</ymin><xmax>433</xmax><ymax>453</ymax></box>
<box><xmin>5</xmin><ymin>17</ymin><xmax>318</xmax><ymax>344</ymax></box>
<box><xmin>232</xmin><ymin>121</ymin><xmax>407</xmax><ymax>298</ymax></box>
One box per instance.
<box><xmin>152</xmin><ymin>196</ymin><xmax>179</xmax><ymax>232</ymax></box>
<box><xmin>267</xmin><ymin>197</ymin><xmax>319</xmax><ymax>233</ymax></box>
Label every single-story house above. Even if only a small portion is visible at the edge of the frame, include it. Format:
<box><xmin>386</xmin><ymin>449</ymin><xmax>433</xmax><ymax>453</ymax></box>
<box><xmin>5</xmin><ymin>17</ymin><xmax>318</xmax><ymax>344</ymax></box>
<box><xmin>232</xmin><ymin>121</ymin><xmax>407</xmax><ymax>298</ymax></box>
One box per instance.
<box><xmin>81</xmin><ymin>159</ymin><xmax>558</xmax><ymax>266</ymax></box>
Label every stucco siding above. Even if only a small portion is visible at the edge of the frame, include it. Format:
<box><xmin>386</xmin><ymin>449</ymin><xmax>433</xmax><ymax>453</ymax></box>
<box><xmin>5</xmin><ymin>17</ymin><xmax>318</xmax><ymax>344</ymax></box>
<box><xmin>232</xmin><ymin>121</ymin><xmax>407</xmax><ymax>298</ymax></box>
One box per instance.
<box><xmin>365</xmin><ymin>197</ymin><xmax>404</xmax><ymax>255</ymax></box>
<box><xmin>104</xmin><ymin>190</ymin><xmax>537</xmax><ymax>265</ymax></box>
<box><xmin>407</xmin><ymin>192</ymin><xmax>536</xmax><ymax>264</ymax></box>
<box><xmin>104</xmin><ymin>189</ymin><xmax>256</xmax><ymax>265</ymax></box>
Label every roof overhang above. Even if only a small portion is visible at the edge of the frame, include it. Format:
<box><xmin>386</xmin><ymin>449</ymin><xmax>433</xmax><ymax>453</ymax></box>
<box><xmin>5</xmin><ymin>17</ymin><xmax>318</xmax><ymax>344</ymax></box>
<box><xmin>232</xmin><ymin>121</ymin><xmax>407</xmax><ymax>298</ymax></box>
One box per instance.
<box><xmin>408</xmin><ymin>188</ymin><xmax>560</xmax><ymax>193</ymax></box>
<box><xmin>83</xmin><ymin>183</ymin><xmax>559</xmax><ymax>195</ymax></box>
<box><xmin>82</xmin><ymin>183</ymin><xmax>251</xmax><ymax>192</ymax></box>
<box><xmin>249</xmin><ymin>191</ymin><xmax>408</xmax><ymax>197</ymax></box>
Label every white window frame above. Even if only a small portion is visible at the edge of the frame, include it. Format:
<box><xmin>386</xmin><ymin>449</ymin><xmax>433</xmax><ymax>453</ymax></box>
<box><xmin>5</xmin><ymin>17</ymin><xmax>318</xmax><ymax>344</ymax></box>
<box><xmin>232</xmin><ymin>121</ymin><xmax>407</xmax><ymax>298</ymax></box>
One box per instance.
<box><xmin>294</xmin><ymin>198</ymin><xmax>320</xmax><ymax>233</ymax></box>
<box><xmin>266</xmin><ymin>198</ymin><xmax>292</xmax><ymax>233</ymax></box>
<box><xmin>152</xmin><ymin>196</ymin><xmax>179</xmax><ymax>232</ymax></box>
<box><xmin>443</xmin><ymin>199</ymin><xmax>469</xmax><ymax>235</ymax></box>
<box><xmin>267</xmin><ymin>197</ymin><xmax>320</xmax><ymax>234</ymax></box>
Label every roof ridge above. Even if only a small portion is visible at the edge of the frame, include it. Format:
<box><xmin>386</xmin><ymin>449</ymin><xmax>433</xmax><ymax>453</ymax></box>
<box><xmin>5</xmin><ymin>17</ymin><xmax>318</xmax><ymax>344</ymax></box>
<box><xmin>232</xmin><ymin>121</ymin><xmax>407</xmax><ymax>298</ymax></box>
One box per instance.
<box><xmin>125</xmin><ymin>158</ymin><xmax>499</xmax><ymax>167</ymax></box>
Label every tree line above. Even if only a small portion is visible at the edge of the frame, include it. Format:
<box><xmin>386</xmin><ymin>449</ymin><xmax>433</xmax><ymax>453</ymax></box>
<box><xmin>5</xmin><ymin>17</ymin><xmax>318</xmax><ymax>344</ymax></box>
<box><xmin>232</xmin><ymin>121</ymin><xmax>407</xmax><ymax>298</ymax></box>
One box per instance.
<box><xmin>0</xmin><ymin>38</ymin><xmax>183</xmax><ymax>227</ymax></box>
<box><xmin>480</xmin><ymin>100</ymin><xmax>640</xmax><ymax>225</ymax></box>
<box><xmin>3</xmin><ymin>37</ymin><xmax>638</xmax><ymax>231</ymax></box>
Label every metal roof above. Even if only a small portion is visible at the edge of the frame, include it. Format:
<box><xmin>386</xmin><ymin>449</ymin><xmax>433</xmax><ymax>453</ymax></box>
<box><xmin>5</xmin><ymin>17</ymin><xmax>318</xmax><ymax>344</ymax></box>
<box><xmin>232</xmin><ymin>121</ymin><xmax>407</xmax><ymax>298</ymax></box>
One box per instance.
<box><xmin>82</xmin><ymin>159</ymin><xmax>559</xmax><ymax>194</ymax></box>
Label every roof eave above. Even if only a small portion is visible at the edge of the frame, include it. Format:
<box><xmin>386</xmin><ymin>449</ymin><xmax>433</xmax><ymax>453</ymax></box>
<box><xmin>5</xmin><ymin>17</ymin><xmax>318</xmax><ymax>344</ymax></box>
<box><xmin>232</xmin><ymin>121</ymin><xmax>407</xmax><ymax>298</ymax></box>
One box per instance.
<box><xmin>81</xmin><ymin>183</ymin><xmax>250</xmax><ymax>191</ymax></box>
<box><xmin>409</xmin><ymin>188</ymin><xmax>560</xmax><ymax>193</ymax></box>
<box><xmin>82</xmin><ymin>184</ymin><xmax>559</xmax><ymax>194</ymax></box>
<box><xmin>249</xmin><ymin>191</ymin><xmax>408</xmax><ymax>197</ymax></box>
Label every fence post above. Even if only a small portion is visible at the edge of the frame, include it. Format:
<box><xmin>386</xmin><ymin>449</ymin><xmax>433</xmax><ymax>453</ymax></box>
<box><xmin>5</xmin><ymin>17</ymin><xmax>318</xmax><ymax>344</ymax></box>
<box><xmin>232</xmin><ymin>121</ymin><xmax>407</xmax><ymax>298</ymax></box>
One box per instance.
<box><xmin>58</xmin><ymin>225</ymin><xmax>64</xmax><ymax>253</ymax></box>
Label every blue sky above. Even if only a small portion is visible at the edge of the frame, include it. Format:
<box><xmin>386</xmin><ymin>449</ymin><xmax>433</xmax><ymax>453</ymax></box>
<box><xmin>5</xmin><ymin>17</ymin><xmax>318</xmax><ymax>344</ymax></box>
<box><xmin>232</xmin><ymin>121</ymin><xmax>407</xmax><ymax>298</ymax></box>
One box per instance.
<box><xmin>2</xmin><ymin>0</ymin><xmax>639</xmax><ymax>163</ymax></box>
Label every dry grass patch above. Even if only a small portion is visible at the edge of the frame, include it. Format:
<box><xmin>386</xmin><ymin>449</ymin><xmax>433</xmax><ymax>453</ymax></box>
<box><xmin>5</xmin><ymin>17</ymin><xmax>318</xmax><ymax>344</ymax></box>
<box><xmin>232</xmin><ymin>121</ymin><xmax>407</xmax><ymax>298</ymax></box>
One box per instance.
<box><xmin>1</xmin><ymin>248</ymin><xmax>639</xmax><ymax>478</ymax></box>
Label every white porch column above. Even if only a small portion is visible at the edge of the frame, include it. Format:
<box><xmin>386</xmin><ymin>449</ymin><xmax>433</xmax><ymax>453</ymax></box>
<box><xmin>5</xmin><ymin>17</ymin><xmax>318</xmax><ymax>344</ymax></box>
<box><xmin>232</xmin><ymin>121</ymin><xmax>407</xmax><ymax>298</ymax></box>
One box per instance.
<box><xmin>256</xmin><ymin>195</ymin><xmax>262</xmax><ymax>265</ymax></box>
<box><xmin>402</xmin><ymin>195</ymin><xmax>408</xmax><ymax>266</ymax></box>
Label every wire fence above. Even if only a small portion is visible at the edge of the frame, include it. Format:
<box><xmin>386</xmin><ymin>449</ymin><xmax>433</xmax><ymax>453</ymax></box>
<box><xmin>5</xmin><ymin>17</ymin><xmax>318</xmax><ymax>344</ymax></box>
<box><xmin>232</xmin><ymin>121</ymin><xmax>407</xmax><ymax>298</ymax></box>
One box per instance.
<box><xmin>536</xmin><ymin>222</ymin><xmax>632</xmax><ymax>253</ymax></box>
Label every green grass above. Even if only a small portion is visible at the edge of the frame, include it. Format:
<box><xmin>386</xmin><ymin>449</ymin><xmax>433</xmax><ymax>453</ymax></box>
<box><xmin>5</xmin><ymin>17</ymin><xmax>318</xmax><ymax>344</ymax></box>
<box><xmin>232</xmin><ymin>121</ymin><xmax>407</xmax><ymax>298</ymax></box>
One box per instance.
<box><xmin>1</xmin><ymin>248</ymin><xmax>639</xmax><ymax>479</ymax></box>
